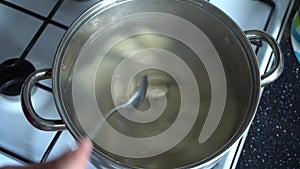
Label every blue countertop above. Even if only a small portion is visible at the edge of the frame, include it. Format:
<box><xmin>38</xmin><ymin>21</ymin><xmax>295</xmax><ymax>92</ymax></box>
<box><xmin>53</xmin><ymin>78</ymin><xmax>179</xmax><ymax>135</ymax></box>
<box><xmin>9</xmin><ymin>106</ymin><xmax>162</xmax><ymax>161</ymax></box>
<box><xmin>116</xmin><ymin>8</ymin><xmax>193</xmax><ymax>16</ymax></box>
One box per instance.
<box><xmin>237</xmin><ymin>4</ymin><xmax>300</xmax><ymax>169</ymax></box>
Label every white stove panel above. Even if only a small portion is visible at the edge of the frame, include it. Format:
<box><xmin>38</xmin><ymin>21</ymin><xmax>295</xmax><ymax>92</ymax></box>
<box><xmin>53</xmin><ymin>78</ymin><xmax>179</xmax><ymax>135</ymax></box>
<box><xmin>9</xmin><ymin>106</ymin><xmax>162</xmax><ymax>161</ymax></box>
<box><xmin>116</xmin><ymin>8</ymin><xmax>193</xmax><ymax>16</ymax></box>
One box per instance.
<box><xmin>0</xmin><ymin>89</ymin><xmax>56</xmax><ymax>162</ymax></box>
<box><xmin>0</xmin><ymin>4</ymin><xmax>42</xmax><ymax>63</ymax></box>
<box><xmin>25</xmin><ymin>24</ymin><xmax>66</xmax><ymax>88</ymax></box>
<box><xmin>5</xmin><ymin>0</ymin><xmax>58</xmax><ymax>16</ymax></box>
<box><xmin>0</xmin><ymin>0</ymin><xmax>293</xmax><ymax>168</ymax></box>
<box><xmin>52</xmin><ymin>0</ymin><xmax>101</xmax><ymax>26</ymax></box>
<box><xmin>0</xmin><ymin>152</ymin><xmax>25</xmax><ymax>167</ymax></box>
<box><xmin>210</xmin><ymin>0</ymin><xmax>271</xmax><ymax>31</ymax></box>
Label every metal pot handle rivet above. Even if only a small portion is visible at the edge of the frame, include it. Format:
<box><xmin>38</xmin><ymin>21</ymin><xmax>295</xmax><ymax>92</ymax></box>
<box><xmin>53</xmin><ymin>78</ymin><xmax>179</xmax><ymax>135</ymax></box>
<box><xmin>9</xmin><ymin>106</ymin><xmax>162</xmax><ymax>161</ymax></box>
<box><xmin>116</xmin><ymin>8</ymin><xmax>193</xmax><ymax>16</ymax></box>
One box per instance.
<box><xmin>21</xmin><ymin>69</ymin><xmax>66</xmax><ymax>131</ymax></box>
<box><xmin>245</xmin><ymin>30</ymin><xmax>284</xmax><ymax>86</ymax></box>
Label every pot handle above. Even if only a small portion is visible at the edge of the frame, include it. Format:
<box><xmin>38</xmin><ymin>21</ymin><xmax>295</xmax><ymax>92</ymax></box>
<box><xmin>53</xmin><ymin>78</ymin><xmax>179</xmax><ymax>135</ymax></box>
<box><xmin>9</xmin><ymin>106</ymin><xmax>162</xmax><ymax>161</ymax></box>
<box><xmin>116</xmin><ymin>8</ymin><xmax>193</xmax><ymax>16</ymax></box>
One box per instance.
<box><xmin>21</xmin><ymin>69</ymin><xmax>66</xmax><ymax>131</ymax></box>
<box><xmin>244</xmin><ymin>30</ymin><xmax>284</xmax><ymax>86</ymax></box>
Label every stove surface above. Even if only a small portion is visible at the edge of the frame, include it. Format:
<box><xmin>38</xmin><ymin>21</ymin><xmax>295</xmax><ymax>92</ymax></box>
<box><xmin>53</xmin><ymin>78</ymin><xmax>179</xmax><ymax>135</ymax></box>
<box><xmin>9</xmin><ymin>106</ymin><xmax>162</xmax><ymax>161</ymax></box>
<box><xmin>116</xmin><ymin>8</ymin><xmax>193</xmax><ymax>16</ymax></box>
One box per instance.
<box><xmin>0</xmin><ymin>0</ymin><xmax>293</xmax><ymax>168</ymax></box>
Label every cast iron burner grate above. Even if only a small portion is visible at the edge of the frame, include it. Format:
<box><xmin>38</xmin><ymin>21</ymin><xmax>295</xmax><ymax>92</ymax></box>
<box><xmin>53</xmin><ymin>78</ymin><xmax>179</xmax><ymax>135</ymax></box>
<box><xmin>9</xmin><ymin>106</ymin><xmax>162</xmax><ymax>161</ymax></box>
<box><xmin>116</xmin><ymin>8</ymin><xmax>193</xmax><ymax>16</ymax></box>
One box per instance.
<box><xmin>0</xmin><ymin>58</ymin><xmax>35</xmax><ymax>96</ymax></box>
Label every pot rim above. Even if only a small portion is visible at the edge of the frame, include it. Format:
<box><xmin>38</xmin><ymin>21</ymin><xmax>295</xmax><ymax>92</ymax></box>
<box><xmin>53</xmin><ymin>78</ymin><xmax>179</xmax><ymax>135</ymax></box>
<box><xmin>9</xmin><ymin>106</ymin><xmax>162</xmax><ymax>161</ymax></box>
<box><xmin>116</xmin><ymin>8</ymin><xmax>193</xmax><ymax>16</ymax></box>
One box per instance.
<box><xmin>52</xmin><ymin>0</ymin><xmax>261</xmax><ymax>168</ymax></box>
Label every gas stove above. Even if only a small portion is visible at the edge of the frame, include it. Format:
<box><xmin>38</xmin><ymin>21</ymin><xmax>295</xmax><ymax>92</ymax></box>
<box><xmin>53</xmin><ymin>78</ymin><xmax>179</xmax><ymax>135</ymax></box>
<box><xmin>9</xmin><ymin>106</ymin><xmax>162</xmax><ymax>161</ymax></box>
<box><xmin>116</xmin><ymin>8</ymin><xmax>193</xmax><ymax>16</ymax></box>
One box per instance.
<box><xmin>0</xmin><ymin>0</ymin><xmax>294</xmax><ymax>168</ymax></box>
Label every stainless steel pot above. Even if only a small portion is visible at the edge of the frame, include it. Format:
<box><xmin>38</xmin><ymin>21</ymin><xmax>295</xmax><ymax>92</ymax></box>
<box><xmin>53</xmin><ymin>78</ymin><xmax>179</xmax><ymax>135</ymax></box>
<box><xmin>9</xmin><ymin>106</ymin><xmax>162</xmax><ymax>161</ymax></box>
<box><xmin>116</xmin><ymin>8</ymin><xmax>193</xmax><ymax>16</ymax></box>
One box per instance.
<box><xmin>21</xmin><ymin>0</ymin><xmax>283</xmax><ymax>168</ymax></box>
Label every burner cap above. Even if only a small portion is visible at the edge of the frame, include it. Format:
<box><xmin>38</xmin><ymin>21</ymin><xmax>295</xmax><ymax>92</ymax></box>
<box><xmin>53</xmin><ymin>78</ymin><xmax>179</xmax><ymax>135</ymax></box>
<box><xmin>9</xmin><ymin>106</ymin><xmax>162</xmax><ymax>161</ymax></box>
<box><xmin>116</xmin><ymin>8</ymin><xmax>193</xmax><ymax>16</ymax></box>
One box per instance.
<box><xmin>0</xmin><ymin>58</ymin><xmax>35</xmax><ymax>96</ymax></box>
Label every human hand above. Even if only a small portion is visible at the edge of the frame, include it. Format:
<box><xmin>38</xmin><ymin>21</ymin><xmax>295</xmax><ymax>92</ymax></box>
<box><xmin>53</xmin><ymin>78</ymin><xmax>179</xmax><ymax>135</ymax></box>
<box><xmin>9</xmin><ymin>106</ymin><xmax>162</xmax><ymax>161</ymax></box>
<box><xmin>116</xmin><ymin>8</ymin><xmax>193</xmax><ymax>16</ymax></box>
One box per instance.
<box><xmin>1</xmin><ymin>138</ymin><xmax>92</xmax><ymax>169</ymax></box>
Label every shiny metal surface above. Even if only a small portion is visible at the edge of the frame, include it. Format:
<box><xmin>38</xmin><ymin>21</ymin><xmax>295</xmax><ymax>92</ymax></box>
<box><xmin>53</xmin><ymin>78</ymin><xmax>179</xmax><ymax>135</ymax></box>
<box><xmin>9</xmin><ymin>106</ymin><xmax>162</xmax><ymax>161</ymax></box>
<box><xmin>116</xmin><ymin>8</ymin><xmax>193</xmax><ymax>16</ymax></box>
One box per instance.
<box><xmin>21</xmin><ymin>69</ymin><xmax>66</xmax><ymax>131</ymax></box>
<box><xmin>245</xmin><ymin>30</ymin><xmax>284</xmax><ymax>86</ymax></box>
<box><xmin>54</xmin><ymin>0</ymin><xmax>259</xmax><ymax>167</ymax></box>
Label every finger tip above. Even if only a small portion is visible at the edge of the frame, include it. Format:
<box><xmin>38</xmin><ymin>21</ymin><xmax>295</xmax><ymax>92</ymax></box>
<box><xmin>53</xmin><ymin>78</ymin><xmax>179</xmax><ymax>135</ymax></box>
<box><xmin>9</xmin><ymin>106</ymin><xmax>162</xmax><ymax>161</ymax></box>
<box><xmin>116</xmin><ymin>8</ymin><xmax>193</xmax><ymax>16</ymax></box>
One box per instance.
<box><xmin>78</xmin><ymin>137</ymin><xmax>93</xmax><ymax>154</ymax></box>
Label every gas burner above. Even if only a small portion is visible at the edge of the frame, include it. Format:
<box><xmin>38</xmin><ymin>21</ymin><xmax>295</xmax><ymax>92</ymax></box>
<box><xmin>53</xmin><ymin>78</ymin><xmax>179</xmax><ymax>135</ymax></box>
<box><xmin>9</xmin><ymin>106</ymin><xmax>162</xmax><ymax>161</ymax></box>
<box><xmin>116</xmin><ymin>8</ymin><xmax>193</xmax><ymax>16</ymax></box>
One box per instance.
<box><xmin>0</xmin><ymin>58</ymin><xmax>35</xmax><ymax>96</ymax></box>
